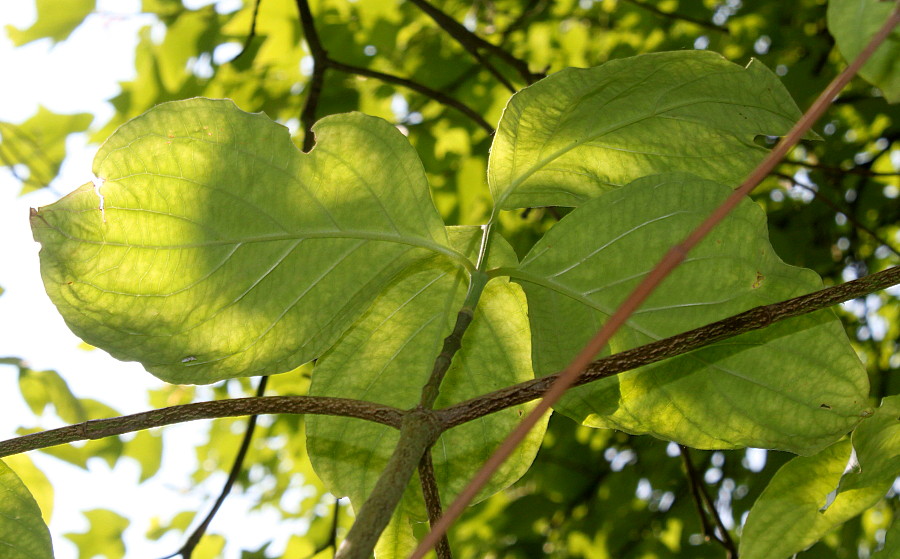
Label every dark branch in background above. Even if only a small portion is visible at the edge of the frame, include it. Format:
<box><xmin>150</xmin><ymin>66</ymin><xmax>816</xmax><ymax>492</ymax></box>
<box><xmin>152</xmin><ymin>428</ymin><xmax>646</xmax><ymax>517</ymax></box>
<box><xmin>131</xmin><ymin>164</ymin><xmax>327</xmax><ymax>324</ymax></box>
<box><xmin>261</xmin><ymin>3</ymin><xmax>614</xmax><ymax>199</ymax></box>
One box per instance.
<box><xmin>0</xmin><ymin>395</ymin><xmax>403</xmax><ymax>458</ymax></box>
<box><xmin>680</xmin><ymin>446</ymin><xmax>737</xmax><ymax>558</ymax></box>
<box><xmin>229</xmin><ymin>0</ymin><xmax>262</xmax><ymax>63</ymax></box>
<box><xmin>294</xmin><ymin>0</ymin><xmax>494</xmax><ymax>148</ymax></box>
<box><xmin>326</xmin><ymin>60</ymin><xmax>495</xmax><ymax>134</ymax></box>
<box><xmin>419</xmin><ymin>452</ymin><xmax>452</xmax><ymax>559</ymax></box>
<box><xmin>403</xmin><ymin>0</ymin><xmax>549</xmax><ymax>122</ymax></box>
<box><xmin>408</xmin><ymin>0</ymin><xmax>515</xmax><ymax>92</ymax></box>
<box><xmin>500</xmin><ymin>0</ymin><xmax>545</xmax><ymax>42</ymax></box>
<box><xmin>408</xmin><ymin>0</ymin><xmax>543</xmax><ymax>85</ymax></box>
<box><xmin>160</xmin><ymin>376</ymin><xmax>269</xmax><ymax>559</ymax></box>
<box><xmin>441</xmin><ymin>264</ymin><xmax>900</xmax><ymax>428</ymax></box>
<box><xmin>786</xmin><ymin>159</ymin><xmax>900</xmax><ymax>177</ymax></box>
<box><xmin>620</xmin><ymin>0</ymin><xmax>730</xmax><ymax>34</ymax></box>
<box><xmin>301</xmin><ymin>498</ymin><xmax>341</xmax><ymax>559</ymax></box>
<box><xmin>296</xmin><ymin>0</ymin><xmax>329</xmax><ymax>151</ymax></box>
<box><xmin>773</xmin><ymin>171</ymin><xmax>900</xmax><ymax>258</ymax></box>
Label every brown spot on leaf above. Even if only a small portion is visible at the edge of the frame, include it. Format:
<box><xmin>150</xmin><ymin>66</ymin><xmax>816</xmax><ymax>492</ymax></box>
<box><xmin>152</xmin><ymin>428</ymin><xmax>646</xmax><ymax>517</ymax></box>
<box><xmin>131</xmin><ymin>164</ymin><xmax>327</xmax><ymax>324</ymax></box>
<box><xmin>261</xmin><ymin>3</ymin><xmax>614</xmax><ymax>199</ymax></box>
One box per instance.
<box><xmin>752</xmin><ymin>271</ymin><xmax>764</xmax><ymax>289</ymax></box>
<box><xmin>820</xmin><ymin>403</ymin><xmax>832</xmax><ymax>410</ymax></box>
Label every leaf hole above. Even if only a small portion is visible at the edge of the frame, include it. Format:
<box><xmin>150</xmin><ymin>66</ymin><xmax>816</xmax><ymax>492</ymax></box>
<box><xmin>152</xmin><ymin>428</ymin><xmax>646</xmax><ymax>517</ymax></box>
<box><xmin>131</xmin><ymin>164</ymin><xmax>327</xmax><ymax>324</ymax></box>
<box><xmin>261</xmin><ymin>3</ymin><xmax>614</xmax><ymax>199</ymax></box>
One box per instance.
<box><xmin>92</xmin><ymin>176</ymin><xmax>106</xmax><ymax>223</ymax></box>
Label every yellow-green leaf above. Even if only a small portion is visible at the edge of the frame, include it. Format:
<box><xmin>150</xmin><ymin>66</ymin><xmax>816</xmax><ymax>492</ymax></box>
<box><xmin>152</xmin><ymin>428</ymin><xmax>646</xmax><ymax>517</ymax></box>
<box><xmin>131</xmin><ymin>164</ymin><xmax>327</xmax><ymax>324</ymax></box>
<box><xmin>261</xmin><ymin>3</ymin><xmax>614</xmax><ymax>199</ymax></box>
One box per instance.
<box><xmin>0</xmin><ymin>459</ymin><xmax>54</xmax><ymax>559</ymax></box>
<box><xmin>32</xmin><ymin>99</ymin><xmax>465</xmax><ymax>384</ymax></box>
<box><xmin>511</xmin><ymin>173</ymin><xmax>869</xmax><ymax>454</ymax></box>
<box><xmin>488</xmin><ymin>51</ymin><xmax>806</xmax><ymax>210</ymax></box>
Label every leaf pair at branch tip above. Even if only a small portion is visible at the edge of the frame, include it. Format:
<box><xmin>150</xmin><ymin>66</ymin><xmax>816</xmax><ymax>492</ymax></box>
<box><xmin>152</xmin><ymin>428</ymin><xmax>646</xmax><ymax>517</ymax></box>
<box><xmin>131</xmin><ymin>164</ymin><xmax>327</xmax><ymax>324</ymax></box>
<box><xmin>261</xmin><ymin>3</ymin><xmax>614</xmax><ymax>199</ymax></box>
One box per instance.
<box><xmin>25</xmin><ymin>47</ymin><xmax>884</xmax><ymax>558</ymax></box>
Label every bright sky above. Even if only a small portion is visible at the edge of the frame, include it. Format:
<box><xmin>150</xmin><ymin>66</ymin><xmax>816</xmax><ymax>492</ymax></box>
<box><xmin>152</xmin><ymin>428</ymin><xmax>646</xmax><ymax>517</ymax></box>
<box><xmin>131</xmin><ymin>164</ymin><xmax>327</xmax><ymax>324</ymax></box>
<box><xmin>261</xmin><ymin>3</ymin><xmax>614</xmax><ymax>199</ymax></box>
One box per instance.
<box><xmin>0</xmin><ymin>2</ymin><xmax>306</xmax><ymax>557</ymax></box>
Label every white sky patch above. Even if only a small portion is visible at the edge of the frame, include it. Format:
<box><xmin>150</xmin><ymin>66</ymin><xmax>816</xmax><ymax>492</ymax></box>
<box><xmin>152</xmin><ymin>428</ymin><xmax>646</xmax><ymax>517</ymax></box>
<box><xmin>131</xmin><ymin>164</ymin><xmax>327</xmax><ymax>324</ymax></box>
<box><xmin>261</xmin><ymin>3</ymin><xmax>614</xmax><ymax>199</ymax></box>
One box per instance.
<box><xmin>0</xmin><ymin>3</ymin><xmax>294</xmax><ymax>556</ymax></box>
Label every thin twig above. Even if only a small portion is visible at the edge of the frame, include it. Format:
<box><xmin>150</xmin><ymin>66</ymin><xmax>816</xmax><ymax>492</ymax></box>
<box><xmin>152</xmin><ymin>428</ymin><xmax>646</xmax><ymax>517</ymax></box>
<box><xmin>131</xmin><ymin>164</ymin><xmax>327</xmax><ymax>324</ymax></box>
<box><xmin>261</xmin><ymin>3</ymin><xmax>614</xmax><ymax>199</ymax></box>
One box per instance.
<box><xmin>228</xmin><ymin>0</ymin><xmax>262</xmax><ymax>63</ymax></box>
<box><xmin>294</xmin><ymin>0</ymin><xmax>494</xmax><ymax>141</ymax></box>
<box><xmin>679</xmin><ymin>446</ymin><xmax>737</xmax><ymax>558</ymax></box>
<box><xmin>419</xmin><ymin>451</ymin><xmax>453</xmax><ymax>559</ymax></box>
<box><xmin>408</xmin><ymin>0</ymin><xmax>541</xmax><ymax>84</ymax></box>
<box><xmin>0</xmin><ymin>395</ymin><xmax>403</xmax><ymax>458</ymax></box>
<box><xmin>409</xmin><ymin>0</ymin><xmax>515</xmax><ymax>92</ymax></box>
<box><xmin>772</xmin><ymin>171</ymin><xmax>900</xmax><ymax>258</ymax></box>
<box><xmin>500</xmin><ymin>0</ymin><xmax>544</xmax><ymax>42</ymax></box>
<box><xmin>621</xmin><ymin>0</ymin><xmax>729</xmax><ymax>34</ymax></box>
<box><xmin>784</xmin><ymin>159</ymin><xmax>900</xmax><ymax>178</ymax></box>
<box><xmin>159</xmin><ymin>376</ymin><xmax>269</xmax><ymax>559</ymax></box>
<box><xmin>326</xmin><ymin>60</ymin><xmax>495</xmax><ymax>134</ymax></box>
<box><xmin>411</xmin><ymin>14</ymin><xmax>900</xmax><ymax>551</ymax></box>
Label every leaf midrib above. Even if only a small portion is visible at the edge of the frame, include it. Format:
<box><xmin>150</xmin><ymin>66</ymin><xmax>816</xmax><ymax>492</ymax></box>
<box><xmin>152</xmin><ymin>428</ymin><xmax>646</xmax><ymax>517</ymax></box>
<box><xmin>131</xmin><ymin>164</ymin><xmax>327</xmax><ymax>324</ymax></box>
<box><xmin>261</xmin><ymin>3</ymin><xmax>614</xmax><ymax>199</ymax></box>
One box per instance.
<box><xmin>37</xmin><ymin>215</ymin><xmax>475</xmax><ymax>273</ymax></box>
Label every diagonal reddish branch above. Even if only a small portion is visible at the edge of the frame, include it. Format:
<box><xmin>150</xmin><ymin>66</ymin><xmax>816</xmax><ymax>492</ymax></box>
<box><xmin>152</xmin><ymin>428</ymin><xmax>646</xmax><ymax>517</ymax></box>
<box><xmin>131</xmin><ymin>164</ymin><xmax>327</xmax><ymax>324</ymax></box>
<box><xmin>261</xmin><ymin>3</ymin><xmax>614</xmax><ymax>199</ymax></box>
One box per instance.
<box><xmin>409</xmin><ymin>7</ymin><xmax>900</xmax><ymax>557</ymax></box>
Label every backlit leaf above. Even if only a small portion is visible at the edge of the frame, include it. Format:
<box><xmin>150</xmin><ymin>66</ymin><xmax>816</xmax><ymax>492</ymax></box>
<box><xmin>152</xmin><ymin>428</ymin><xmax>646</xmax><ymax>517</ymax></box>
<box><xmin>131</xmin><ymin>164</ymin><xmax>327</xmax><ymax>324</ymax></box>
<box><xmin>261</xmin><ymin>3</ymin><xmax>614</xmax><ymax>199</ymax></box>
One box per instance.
<box><xmin>839</xmin><ymin>395</ymin><xmax>900</xmax><ymax>494</ymax></box>
<box><xmin>828</xmin><ymin>0</ymin><xmax>900</xmax><ymax>103</ymax></box>
<box><xmin>488</xmin><ymin>50</ymin><xmax>806</xmax><ymax>210</ymax></box>
<box><xmin>5</xmin><ymin>0</ymin><xmax>94</xmax><ymax>45</ymax></box>
<box><xmin>0</xmin><ymin>459</ymin><xmax>54</xmax><ymax>559</ymax></box>
<box><xmin>32</xmin><ymin>98</ymin><xmax>465</xmax><ymax>384</ymax></box>
<box><xmin>0</xmin><ymin>107</ymin><xmax>93</xmax><ymax>194</ymax></box>
<box><xmin>65</xmin><ymin>509</ymin><xmax>128</xmax><ymax>559</ymax></box>
<box><xmin>1</xmin><ymin>454</ymin><xmax>53</xmax><ymax>523</ymax></box>
<box><xmin>739</xmin><ymin>439</ymin><xmax>888</xmax><ymax>559</ymax></box>
<box><xmin>510</xmin><ymin>173</ymin><xmax>869</xmax><ymax>454</ymax></box>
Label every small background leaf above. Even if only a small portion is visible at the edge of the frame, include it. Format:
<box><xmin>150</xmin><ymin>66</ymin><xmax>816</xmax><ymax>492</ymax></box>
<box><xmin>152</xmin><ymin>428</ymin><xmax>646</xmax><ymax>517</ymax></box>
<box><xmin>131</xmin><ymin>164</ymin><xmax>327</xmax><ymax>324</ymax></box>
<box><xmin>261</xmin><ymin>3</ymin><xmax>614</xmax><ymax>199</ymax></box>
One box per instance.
<box><xmin>739</xmin><ymin>439</ymin><xmax>888</xmax><ymax>559</ymax></box>
<box><xmin>0</xmin><ymin>107</ymin><xmax>93</xmax><ymax>194</ymax></box>
<box><xmin>65</xmin><ymin>509</ymin><xmax>128</xmax><ymax>559</ymax></box>
<box><xmin>4</xmin><ymin>0</ymin><xmax>95</xmax><ymax>45</ymax></box>
<box><xmin>0</xmin><ymin>459</ymin><xmax>54</xmax><ymax>559</ymax></box>
<box><xmin>840</xmin><ymin>395</ymin><xmax>900</xmax><ymax>494</ymax></box>
<box><xmin>827</xmin><ymin>0</ymin><xmax>900</xmax><ymax>103</ymax></box>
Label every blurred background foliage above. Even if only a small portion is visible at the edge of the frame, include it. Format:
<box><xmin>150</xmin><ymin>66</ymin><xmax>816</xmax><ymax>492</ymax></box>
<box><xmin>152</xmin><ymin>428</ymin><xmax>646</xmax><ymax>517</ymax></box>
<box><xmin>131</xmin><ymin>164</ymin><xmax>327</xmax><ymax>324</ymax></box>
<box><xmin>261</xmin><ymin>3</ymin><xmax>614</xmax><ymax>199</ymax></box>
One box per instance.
<box><xmin>2</xmin><ymin>0</ymin><xmax>899</xmax><ymax>557</ymax></box>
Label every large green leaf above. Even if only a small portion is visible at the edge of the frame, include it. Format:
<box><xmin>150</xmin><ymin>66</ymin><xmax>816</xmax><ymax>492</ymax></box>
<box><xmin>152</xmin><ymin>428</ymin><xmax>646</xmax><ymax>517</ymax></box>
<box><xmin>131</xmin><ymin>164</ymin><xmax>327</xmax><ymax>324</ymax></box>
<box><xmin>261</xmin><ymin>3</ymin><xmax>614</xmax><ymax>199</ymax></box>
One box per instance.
<box><xmin>508</xmin><ymin>173</ymin><xmax>869</xmax><ymax>454</ymax></box>
<box><xmin>32</xmin><ymin>99</ymin><xmax>466</xmax><ymax>384</ymax></box>
<box><xmin>828</xmin><ymin>0</ymin><xmax>900</xmax><ymax>103</ymax></box>
<box><xmin>0</xmin><ymin>459</ymin><xmax>54</xmax><ymax>559</ymax></box>
<box><xmin>307</xmin><ymin>227</ymin><xmax>546</xmax><ymax>547</ymax></box>
<box><xmin>488</xmin><ymin>50</ymin><xmax>806</xmax><ymax>210</ymax></box>
<box><xmin>739</xmin><ymin>439</ymin><xmax>889</xmax><ymax>559</ymax></box>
